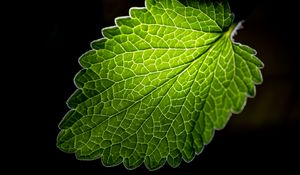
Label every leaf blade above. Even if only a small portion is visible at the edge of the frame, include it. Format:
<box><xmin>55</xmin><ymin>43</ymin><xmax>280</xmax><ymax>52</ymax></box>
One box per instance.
<box><xmin>57</xmin><ymin>0</ymin><xmax>263</xmax><ymax>170</ymax></box>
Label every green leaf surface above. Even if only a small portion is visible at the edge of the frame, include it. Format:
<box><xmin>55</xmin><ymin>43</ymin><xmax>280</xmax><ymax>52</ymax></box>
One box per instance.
<box><xmin>57</xmin><ymin>0</ymin><xmax>263</xmax><ymax>170</ymax></box>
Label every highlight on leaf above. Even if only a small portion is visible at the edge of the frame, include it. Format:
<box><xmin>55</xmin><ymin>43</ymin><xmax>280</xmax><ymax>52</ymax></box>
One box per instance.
<box><xmin>57</xmin><ymin>0</ymin><xmax>263</xmax><ymax>171</ymax></box>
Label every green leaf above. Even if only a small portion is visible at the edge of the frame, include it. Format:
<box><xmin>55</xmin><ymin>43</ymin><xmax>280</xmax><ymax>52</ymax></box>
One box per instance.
<box><xmin>57</xmin><ymin>0</ymin><xmax>263</xmax><ymax>170</ymax></box>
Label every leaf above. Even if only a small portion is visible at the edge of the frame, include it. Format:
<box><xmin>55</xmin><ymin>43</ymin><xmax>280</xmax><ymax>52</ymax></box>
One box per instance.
<box><xmin>57</xmin><ymin>0</ymin><xmax>263</xmax><ymax>171</ymax></box>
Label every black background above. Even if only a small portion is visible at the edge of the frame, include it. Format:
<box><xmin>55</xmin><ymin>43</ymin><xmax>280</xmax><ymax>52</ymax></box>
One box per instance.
<box><xmin>11</xmin><ymin>0</ymin><xmax>300</xmax><ymax>174</ymax></box>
